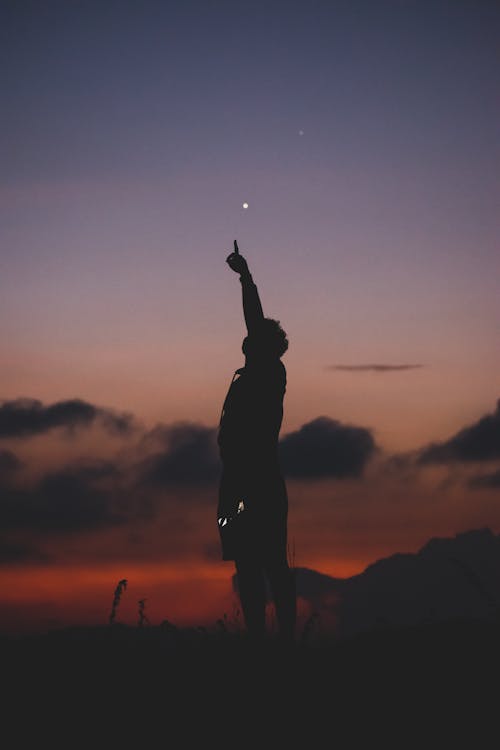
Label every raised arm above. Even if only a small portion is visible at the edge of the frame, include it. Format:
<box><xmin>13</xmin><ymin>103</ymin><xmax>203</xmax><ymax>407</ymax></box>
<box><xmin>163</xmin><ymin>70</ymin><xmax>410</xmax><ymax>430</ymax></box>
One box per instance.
<box><xmin>226</xmin><ymin>241</ymin><xmax>264</xmax><ymax>334</ymax></box>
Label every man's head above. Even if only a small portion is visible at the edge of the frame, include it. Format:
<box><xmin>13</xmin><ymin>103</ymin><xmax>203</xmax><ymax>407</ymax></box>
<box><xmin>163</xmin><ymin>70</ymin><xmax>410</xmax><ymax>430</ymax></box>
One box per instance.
<box><xmin>242</xmin><ymin>318</ymin><xmax>289</xmax><ymax>361</ymax></box>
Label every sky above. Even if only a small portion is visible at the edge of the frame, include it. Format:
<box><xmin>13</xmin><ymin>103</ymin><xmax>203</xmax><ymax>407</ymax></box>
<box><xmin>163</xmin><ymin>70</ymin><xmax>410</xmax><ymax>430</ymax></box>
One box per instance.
<box><xmin>1</xmin><ymin>0</ymin><xmax>499</xmax><ymax>635</ymax></box>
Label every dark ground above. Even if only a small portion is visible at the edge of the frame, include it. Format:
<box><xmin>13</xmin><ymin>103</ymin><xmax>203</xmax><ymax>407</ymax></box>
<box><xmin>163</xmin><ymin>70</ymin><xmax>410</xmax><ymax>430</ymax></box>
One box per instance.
<box><xmin>3</xmin><ymin>618</ymin><xmax>499</xmax><ymax>746</ymax></box>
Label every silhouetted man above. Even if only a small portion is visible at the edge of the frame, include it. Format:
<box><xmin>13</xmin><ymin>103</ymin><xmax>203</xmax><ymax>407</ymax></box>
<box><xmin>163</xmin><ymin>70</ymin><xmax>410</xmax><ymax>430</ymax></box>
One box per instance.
<box><xmin>217</xmin><ymin>241</ymin><xmax>296</xmax><ymax>645</ymax></box>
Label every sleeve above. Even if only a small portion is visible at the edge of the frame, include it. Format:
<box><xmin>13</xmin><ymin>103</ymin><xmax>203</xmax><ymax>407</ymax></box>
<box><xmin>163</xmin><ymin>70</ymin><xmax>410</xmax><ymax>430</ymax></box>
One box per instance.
<box><xmin>240</xmin><ymin>272</ymin><xmax>265</xmax><ymax>334</ymax></box>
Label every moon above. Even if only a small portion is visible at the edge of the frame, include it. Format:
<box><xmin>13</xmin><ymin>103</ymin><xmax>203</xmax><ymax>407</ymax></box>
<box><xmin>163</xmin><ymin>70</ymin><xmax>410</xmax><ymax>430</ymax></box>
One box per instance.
<box><xmin>242</xmin><ymin>202</ymin><xmax>249</xmax><ymax>209</ymax></box>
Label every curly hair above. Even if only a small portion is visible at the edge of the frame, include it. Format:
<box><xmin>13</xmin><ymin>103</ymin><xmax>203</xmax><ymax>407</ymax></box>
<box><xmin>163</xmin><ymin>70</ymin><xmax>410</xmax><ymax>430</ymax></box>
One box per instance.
<box><xmin>244</xmin><ymin>317</ymin><xmax>289</xmax><ymax>358</ymax></box>
<box><xmin>263</xmin><ymin>318</ymin><xmax>289</xmax><ymax>356</ymax></box>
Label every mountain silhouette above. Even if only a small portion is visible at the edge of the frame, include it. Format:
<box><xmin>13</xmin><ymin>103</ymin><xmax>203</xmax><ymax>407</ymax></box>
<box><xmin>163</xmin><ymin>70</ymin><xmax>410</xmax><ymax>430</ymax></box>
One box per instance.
<box><xmin>289</xmin><ymin>528</ymin><xmax>500</xmax><ymax>636</ymax></box>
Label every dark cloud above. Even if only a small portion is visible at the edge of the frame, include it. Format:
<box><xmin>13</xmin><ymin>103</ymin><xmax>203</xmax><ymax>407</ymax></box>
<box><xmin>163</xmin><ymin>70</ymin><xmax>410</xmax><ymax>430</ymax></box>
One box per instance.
<box><xmin>376</xmin><ymin>451</ymin><xmax>422</xmax><ymax>485</ymax></box>
<box><xmin>381</xmin><ymin>452</ymin><xmax>415</xmax><ymax>473</ymax></box>
<box><xmin>279</xmin><ymin>416</ymin><xmax>377</xmax><ymax>478</ymax></box>
<box><xmin>419</xmin><ymin>400</ymin><xmax>500</xmax><ymax>464</ymax></box>
<box><xmin>468</xmin><ymin>470</ymin><xmax>500</xmax><ymax>490</ymax></box>
<box><xmin>138</xmin><ymin>416</ymin><xmax>378</xmax><ymax>485</ymax></box>
<box><xmin>0</xmin><ymin>460</ymin><xmax>127</xmax><ymax>532</ymax></box>
<box><xmin>0</xmin><ymin>398</ymin><xmax>136</xmax><ymax>439</ymax></box>
<box><xmin>0</xmin><ymin>536</ymin><xmax>50</xmax><ymax>564</ymax></box>
<box><xmin>327</xmin><ymin>364</ymin><xmax>424</xmax><ymax>372</ymax></box>
<box><xmin>138</xmin><ymin>422</ymin><xmax>221</xmax><ymax>485</ymax></box>
<box><xmin>0</xmin><ymin>449</ymin><xmax>22</xmax><ymax>478</ymax></box>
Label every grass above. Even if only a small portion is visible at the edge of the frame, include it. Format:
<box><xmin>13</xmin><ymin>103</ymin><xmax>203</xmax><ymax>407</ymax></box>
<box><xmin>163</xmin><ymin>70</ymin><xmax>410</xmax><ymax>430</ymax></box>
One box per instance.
<box><xmin>2</xmin><ymin>615</ymin><xmax>498</xmax><ymax>744</ymax></box>
<box><xmin>3</xmin><ymin>578</ymin><xmax>499</xmax><ymax>742</ymax></box>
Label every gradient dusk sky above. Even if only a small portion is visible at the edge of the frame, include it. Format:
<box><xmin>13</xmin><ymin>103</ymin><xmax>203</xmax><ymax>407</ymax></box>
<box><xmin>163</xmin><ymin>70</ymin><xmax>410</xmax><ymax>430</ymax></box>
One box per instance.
<box><xmin>1</xmin><ymin>0</ymin><xmax>499</xmax><ymax>635</ymax></box>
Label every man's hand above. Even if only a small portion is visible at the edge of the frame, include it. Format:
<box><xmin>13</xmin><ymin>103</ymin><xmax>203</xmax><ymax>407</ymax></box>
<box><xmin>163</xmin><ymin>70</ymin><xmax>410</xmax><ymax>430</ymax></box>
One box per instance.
<box><xmin>226</xmin><ymin>240</ymin><xmax>250</xmax><ymax>276</ymax></box>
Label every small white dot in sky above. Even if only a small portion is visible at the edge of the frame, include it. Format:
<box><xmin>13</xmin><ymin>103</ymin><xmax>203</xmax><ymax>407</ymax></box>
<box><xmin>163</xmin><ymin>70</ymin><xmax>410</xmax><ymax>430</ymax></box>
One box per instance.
<box><xmin>242</xmin><ymin>202</ymin><xmax>249</xmax><ymax>209</ymax></box>
<box><xmin>298</xmin><ymin>130</ymin><xmax>304</xmax><ymax>136</ymax></box>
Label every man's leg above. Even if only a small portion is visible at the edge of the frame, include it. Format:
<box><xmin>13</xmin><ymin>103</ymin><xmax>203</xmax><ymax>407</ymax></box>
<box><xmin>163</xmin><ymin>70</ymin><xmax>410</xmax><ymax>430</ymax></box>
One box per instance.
<box><xmin>266</xmin><ymin>558</ymin><xmax>296</xmax><ymax>645</ymax></box>
<box><xmin>235</xmin><ymin>557</ymin><xmax>267</xmax><ymax>640</ymax></box>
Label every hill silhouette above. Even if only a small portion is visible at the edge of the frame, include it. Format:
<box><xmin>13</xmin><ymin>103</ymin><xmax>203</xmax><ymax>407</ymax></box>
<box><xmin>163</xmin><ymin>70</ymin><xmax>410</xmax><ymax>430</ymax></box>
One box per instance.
<box><xmin>285</xmin><ymin>527</ymin><xmax>500</xmax><ymax>636</ymax></box>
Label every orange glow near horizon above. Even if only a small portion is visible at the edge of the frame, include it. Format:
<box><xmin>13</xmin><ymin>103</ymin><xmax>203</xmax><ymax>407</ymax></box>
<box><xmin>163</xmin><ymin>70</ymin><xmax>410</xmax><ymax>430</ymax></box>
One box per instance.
<box><xmin>1</xmin><ymin>558</ymin><xmax>368</xmax><ymax>603</ymax></box>
<box><xmin>0</xmin><ymin>562</ymin><xmax>235</xmax><ymax>633</ymax></box>
<box><xmin>0</xmin><ymin>557</ymin><xmax>367</xmax><ymax>634</ymax></box>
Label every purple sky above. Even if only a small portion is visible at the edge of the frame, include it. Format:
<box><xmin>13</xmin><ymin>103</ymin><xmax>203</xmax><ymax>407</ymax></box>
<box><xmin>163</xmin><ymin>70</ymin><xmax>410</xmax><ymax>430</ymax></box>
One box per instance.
<box><xmin>1</xmin><ymin>1</ymin><xmax>499</xmax><ymax>451</ymax></box>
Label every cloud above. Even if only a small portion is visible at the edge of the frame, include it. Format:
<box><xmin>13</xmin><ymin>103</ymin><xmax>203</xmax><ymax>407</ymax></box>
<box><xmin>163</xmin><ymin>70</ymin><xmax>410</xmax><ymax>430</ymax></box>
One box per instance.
<box><xmin>137</xmin><ymin>422</ymin><xmax>221</xmax><ymax>485</ymax></box>
<box><xmin>279</xmin><ymin>416</ymin><xmax>377</xmax><ymax>478</ymax></box>
<box><xmin>0</xmin><ymin>449</ymin><xmax>22</xmax><ymax>479</ymax></box>
<box><xmin>134</xmin><ymin>414</ymin><xmax>379</xmax><ymax>486</ymax></box>
<box><xmin>327</xmin><ymin>364</ymin><xmax>424</xmax><ymax>372</ymax></box>
<box><xmin>0</xmin><ymin>398</ymin><xmax>136</xmax><ymax>439</ymax></box>
<box><xmin>468</xmin><ymin>470</ymin><xmax>500</xmax><ymax>490</ymax></box>
<box><xmin>376</xmin><ymin>450</ymin><xmax>422</xmax><ymax>485</ymax></box>
<box><xmin>0</xmin><ymin>460</ymin><xmax>127</xmax><ymax>533</ymax></box>
<box><xmin>0</xmin><ymin>536</ymin><xmax>50</xmax><ymax>564</ymax></box>
<box><xmin>419</xmin><ymin>400</ymin><xmax>500</xmax><ymax>464</ymax></box>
